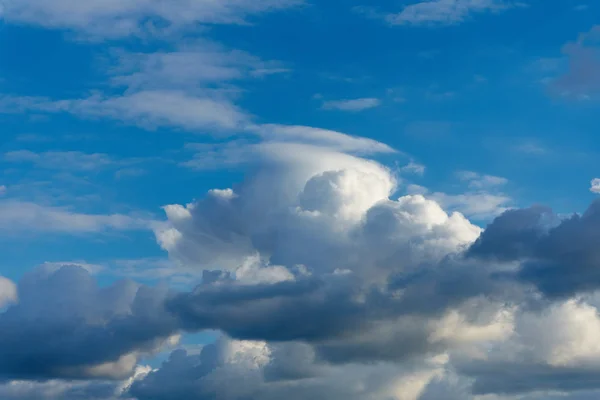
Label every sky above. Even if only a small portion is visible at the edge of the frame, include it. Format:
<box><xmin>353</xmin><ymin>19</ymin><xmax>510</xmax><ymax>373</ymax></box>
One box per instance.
<box><xmin>0</xmin><ymin>0</ymin><xmax>600</xmax><ymax>399</ymax></box>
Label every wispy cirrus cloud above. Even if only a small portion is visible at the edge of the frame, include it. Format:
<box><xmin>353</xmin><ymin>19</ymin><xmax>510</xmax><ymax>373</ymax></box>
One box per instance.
<box><xmin>0</xmin><ymin>0</ymin><xmax>304</xmax><ymax>38</ymax></box>
<box><xmin>0</xmin><ymin>91</ymin><xmax>250</xmax><ymax>132</ymax></box>
<box><xmin>357</xmin><ymin>0</ymin><xmax>525</xmax><ymax>27</ymax></box>
<box><xmin>3</xmin><ymin>150</ymin><xmax>116</xmax><ymax>171</ymax></box>
<box><xmin>0</xmin><ymin>200</ymin><xmax>154</xmax><ymax>234</ymax></box>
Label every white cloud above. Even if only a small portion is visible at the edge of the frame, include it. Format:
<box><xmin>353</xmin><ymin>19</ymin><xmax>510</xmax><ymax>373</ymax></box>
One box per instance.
<box><xmin>0</xmin><ymin>201</ymin><xmax>152</xmax><ymax>234</ymax></box>
<box><xmin>110</xmin><ymin>45</ymin><xmax>289</xmax><ymax>92</ymax></box>
<box><xmin>430</xmin><ymin>191</ymin><xmax>511</xmax><ymax>220</ymax></box>
<box><xmin>456</xmin><ymin>170</ymin><xmax>508</xmax><ymax>189</ymax></box>
<box><xmin>591</xmin><ymin>178</ymin><xmax>600</xmax><ymax>194</ymax></box>
<box><xmin>321</xmin><ymin>98</ymin><xmax>381</xmax><ymax>112</ymax></box>
<box><xmin>0</xmin><ymin>0</ymin><xmax>303</xmax><ymax>38</ymax></box>
<box><xmin>400</xmin><ymin>161</ymin><xmax>426</xmax><ymax>175</ymax></box>
<box><xmin>384</xmin><ymin>0</ymin><xmax>524</xmax><ymax>26</ymax></box>
<box><xmin>0</xmin><ymin>91</ymin><xmax>249</xmax><ymax>132</ymax></box>
<box><xmin>0</xmin><ymin>277</ymin><xmax>17</xmax><ymax>308</ymax></box>
<box><xmin>253</xmin><ymin>124</ymin><xmax>396</xmax><ymax>154</ymax></box>
<box><xmin>181</xmin><ymin>125</ymin><xmax>396</xmax><ymax>170</ymax></box>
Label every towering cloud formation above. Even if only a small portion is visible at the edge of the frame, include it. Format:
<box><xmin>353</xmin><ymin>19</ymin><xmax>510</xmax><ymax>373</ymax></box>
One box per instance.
<box><xmin>2</xmin><ymin>131</ymin><xmax>600</xmax><ymax>400</ymax></box>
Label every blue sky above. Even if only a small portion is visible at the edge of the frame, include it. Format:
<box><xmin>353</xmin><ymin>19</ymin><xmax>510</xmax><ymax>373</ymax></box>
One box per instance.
<box><xmin>1</xmin><ymin>1</ymin><xmax>600</xmax><ymax>399</ymax></box>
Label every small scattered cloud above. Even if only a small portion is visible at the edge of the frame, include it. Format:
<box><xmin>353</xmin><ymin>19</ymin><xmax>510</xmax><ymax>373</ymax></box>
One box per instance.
<box><xmin>456</xmin><ymin>171</ymin><xmax>508</xmax><ymax>189</ymax></box>
<box><xmin>591</xmin><ymin>178</ymin><xmax>600</xmax><ymax>194</ymax></box>
<box><xmin>321</xmin><ymin>98</ymin><xmax>381</xmax><ymax>112</ymax></box>
<box><xmin>400</xmin><ymin>161</ymin><xmax>426</xmax><ymax>176</ymax></box>
<box><xmin>574</xmin><ymin>4</ymin><xmax>589</xmax><ymax>11</ymax></box>
<box><xmin>359</xmin><ymin>0</ymin><xmax>526</xmax><ymax>27</ymax></box>
<box><xmin>512</xmin><ymin>140</ymin><xmax>550</xmax><ymax>155</ymax></box>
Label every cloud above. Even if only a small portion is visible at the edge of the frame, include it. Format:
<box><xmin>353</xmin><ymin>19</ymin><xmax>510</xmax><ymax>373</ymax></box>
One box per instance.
<box><xmin>362</xmin><ymin>0</ymin><xmax>525</xmax><ymax>27</ymax></box>
<box><xmin>456</xmin><ymin>170</ymin><xmax>508</xmax><ymax>189</ymax></box>
<box><xmin>591</xmin><ymin>178</ymin><xmax>600</xmax><ymax>194</ymax></box>
<box><xmin>0</xmin><ymin>200</ymin><xmax>153</xmax><ymax>234</ymax></box>
<box><xmin>0</xmin><ymin>0</ymin><xmax>303</xmax><ymax>38</ymax></box>
<box><xmin>3</xmin><ymin>150</ymin><xmax>116</xmax><ymax>171</ymax></box>
<box><xmin>0</xmin><ymin>265</ymin><xmax>178</xmax><ymax>380</ymax></box>
<box><xmin>0</xmin><ymin>91</ymin><xmax>249</xmax><ymax>132</ymax></box>
<box><xmin>430</xmin><ymin>191</ymin><xmax>512</xmax><ymax>220</ymax></box>
<box><xmin>128</xmin><ymin>336</ymin><xmax>450</xmax><ymax>400</ymax></box>
<box><xmin>0</xmin><ymin>277</ymin><xmax>17</xmax><ymax>308</ymax></box>
<box><xmin>468</xmin><ymin>200</ymin><xmax>600</xmax><ymax>298</ymax></box>
<box><xmin>3</xmin><ymin>130</ymin><xmax>600</xmax><ymax>399</ymax></box>
<box><xmin>110</xmin><ymin>45</ymin><xmax>289</xmax><ymax>92</ymax></box>
<box><xmin>0</xmin><ymin>365</ymin><xmax>149</xmax><ymax>400</ymax></box>
<box><xmin>321</xmin><ymin>98</ymin><xmax>381</xmax><ymax>112</ymax></box>
<box><xmin>400</xmin><ymin>161</ymin><xmax>426</xmax><ymax>176</ymax></box>
<box><xmin>552</xmin><ymin>26</ymin><xmax>600</xmax><ymax>100</ymax></box>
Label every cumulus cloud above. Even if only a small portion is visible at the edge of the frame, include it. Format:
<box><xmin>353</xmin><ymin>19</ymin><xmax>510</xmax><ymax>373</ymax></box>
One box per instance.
<box><xmin>468</xmin><ymin>200</ymin><xmax>600</xmax><ymax>298</ymax></box>
<box><xmin>3</xmin><ymin>135</ymin><xmax>600</xmax><ymax>399</ymax></box>
<box><xmin>128</xmin><ymin>336</ymin><xmax>450</xmax><ymax>400</ymax></box>
<box><xmin>0</xmin><ymin>265</ymin><xmax>178</xmax><ymax>381</ymax></box>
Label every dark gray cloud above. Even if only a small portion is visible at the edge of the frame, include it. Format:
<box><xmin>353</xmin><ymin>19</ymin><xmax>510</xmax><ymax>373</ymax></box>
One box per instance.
<box><xmin>0</xmin><ymin>265</ymin><xmax>178</xmax><ymax>381</ymax></box>
<box><xmin>459</xmin><ymin>361</ymin><xmax>600</xmax><ymax>396</ymax></box>
<box><xmin>468</xmin><ymin>199</ymin><xmax>600</xmax><ymax>298</ymax></box>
